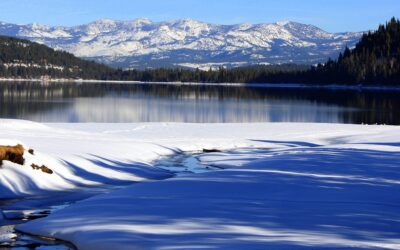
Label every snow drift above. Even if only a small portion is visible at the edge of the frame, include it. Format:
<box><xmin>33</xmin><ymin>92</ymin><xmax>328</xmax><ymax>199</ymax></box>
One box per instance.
<box><xmin>0</xmin><ymin>120</ymin><xmax>399</xmax><ymax>249</ymax></box>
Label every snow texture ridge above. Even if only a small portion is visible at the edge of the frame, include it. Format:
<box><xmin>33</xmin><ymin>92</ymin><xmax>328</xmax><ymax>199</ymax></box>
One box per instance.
<box><xmin>0</xmin><ymin>120</ymin><xmax>399</xmax><ymax>249</ymax></box>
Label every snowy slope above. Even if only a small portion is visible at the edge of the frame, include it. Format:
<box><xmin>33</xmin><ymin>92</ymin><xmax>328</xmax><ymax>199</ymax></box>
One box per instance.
<box><xmin>0</xmin><ymin>120</ymin><xmax>399</xmax><ymax>249</ymax></box>
<box><xmin>0</xmin><ymin>120</ymin><xmax>175</xmax><ymax>198</ymax></box>
<box><xmin>0</xmin><ymin>19</ymin><xmax>362</xmax><ymax>68</ymax></box>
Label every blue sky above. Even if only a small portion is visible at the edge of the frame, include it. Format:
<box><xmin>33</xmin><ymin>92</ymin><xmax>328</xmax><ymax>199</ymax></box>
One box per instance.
<box><xmin>0</xmin><ymin>0</ymin><xmax>399</xmax><ymax>32</ymax></box>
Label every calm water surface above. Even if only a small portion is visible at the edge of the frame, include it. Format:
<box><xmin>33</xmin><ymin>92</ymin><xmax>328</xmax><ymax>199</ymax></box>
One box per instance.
<box><xmin>0</xmin><ymin>82</ymin><xmax>399</xmax><ymax>124</ymax></box>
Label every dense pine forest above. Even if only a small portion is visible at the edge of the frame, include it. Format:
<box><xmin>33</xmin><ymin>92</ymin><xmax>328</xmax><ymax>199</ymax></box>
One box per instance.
<box><xmin>0</xmin><ymin>18</ymin><xmax>399</xmax><ymax>85</ymax></box>
<box><xmin>304</xmin><ymin>17</ymin><xmax>400</xmax><ymax>84</ymax></box>
<box><xmin>103</xmin><ymin>64</ymin><xmax>310</xmax><ymax>83</ymax></box>
<box><xmin>0</xmin><ymin>36</ymin><xmax>112</xmax><ymax>79</ymax></box>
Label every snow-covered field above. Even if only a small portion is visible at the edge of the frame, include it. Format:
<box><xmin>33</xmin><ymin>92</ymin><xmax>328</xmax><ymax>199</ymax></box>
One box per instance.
<box><xmin>1</xmin><ymin>119</ymin><xmax>400</xmax><ymax>249</ymax></box>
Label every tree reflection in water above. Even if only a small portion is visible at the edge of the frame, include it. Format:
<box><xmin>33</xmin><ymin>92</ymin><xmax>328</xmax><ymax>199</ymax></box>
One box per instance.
<box><xmin>0</xmin><ymin>82</ymin><xmax>398</xmax><ymax>124</ymax></box>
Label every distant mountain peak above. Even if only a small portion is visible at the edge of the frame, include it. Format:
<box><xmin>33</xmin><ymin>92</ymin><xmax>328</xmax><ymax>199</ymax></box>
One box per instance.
<box><xmin>28</xmin><ymin>22</ymin><xmax>49</xmax><ymax>29</ymax></box>
<box><xmin>131</xmin><ymin>18</ymin><xmax>153</xmax><ymax>24</ymax></box>
<box><xmin>275</xmin><ymin>20</ymin><xmax>292</xmax><ymax>26</ymax></box>
<box><xmin>91</xmin><ymin>18</ymin><xmax>117</xmax><ymax>25</ymax></box>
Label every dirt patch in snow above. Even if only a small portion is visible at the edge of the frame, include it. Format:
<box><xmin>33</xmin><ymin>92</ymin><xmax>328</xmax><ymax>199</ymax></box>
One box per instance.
<box><xmin>31</xmin><ymin>163</ymin><xmax>53</xmax><ymax>174</ymax></box>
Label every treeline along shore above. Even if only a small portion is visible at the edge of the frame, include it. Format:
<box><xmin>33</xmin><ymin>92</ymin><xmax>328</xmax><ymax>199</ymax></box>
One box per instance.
<box><xmin>0</xmin><ymin>18</ymin><xmax>399</xmax><ymax>85</ymax></box>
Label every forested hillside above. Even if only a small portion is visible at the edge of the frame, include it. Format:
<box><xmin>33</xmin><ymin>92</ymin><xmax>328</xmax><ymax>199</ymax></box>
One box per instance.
<box><xmin>0</xmin><ymin>36</ymin><xmax>112</xmax><ymax>79</ymax></box>
<box><xmin>309</xmin><ymin>17</ymin><xmax>400</xmax><ymax>84</ymax></box>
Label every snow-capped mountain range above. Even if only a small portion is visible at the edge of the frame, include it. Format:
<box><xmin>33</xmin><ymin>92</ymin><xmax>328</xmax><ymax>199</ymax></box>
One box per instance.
<box><xmin>0</xmin><ymin>19</ymin><xmax>363</xmax><ymax>69</ymax></box>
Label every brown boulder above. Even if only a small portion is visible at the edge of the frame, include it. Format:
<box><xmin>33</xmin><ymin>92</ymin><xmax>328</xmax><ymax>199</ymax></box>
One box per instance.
<box><xmin>0</xmin><ymin>144</ymin><xmax>25</xmax><ymax>166</ymax></box>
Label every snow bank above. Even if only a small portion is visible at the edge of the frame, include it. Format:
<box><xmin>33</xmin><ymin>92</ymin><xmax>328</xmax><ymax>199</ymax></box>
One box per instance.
<box><xmin>0</xmin><ymin>120</ymin><xmax>181</xmax><ymax>198</ymax></box>
<box><xmin>1</xmin><ymin>119</ymin><xmax>400</xmax><ymax>249</ymax></box>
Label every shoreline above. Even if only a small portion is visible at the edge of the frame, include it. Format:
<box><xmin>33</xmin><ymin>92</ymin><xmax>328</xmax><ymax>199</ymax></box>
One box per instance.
<box><xmin>0</xmin><ymin>78</ymin><xmax>400</xmax><ymax>91</ymax></box>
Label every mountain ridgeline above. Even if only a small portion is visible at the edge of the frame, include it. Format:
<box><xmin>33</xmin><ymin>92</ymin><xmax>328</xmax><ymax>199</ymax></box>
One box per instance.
<box><xmin>0</xmin><ymin>18</ymin><xmax>399</xmax><ymax>85</ymax></box>
<box><xmin>0</xmin><ymin>19</ymin><xmax>361</xmax><ymax>68</ymax></box>
<box><xmin>0</xmin><ymin>36</ymin><xmax>112</xmax><ymax>79</ymax></box>
<box><xmin>102</xmin><ymin>18</ymin><xmax>400</xmax><ymax>85</ymax></box>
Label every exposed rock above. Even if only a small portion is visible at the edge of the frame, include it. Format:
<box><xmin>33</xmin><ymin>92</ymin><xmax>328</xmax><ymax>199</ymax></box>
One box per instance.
<box><xmin>31</xmin><ymin>163</ymin><xmax>53</xmax><ymax>174</ymax></box>
<box><xmin>202</xmin><ymin>148</ymin><xmax>222</xmax><ymax>153</ymax></box>
<box><xmin>40</xmin><ymin>165</ymin><xmax>53</xmax><ymax>174</ymax></box>
<box><xmin>0</xmin><ymin>144</ymin><xmax>25</xmax><ymax>166</ymax></box>
<box><xmin>31</xmin><ymin>163</ymin><xmax>40</xmax><ymax>170</ymax></box>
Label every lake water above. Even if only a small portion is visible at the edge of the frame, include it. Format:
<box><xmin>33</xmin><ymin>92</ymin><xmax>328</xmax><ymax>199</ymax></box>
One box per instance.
<box><xmin>0</xmin><ymin>81</ymin><xmax>399</xmax><ymax>124</ymax></box>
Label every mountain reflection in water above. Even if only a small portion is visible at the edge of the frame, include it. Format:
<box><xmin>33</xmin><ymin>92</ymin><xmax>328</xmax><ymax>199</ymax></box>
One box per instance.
<box><xmin>0</xmin><ymin>82</ymin><xmax>398</xmax><ymax>124</ymax></box>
